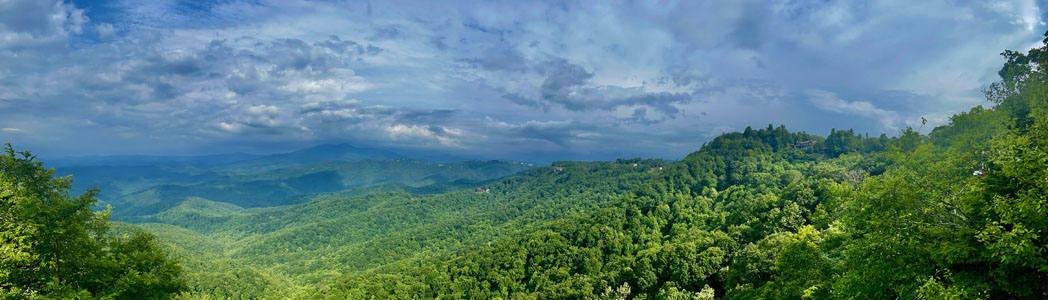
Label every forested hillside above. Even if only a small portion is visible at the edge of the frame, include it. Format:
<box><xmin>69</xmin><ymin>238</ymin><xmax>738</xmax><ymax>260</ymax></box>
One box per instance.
<box><xmin>151</xmin><ymin>84</ymin><xmax>1044</xmax><ymax>299</ymax></box>
<box><xmin>141</xmin><ymin>158</ymin><xmax>670</xmax><ymax>298</ymax></box>
<box><xmin>296</xmin><ymin>40</ymin><xmax>1048</xmax><ymax>299</ymax></box>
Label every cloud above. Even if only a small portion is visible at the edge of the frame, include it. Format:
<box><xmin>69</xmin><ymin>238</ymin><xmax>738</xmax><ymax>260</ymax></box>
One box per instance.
<box><xmin>368</xmin><ymin>25</ymin><xmax>401</xmax><ymax>40</ymax></box>
<box><xmin>0</xmin><ymin>0</ymin><xmax>85</xmax><ymax>53</ymax></box>
<box><xmin>806</xmin><ymin>90</ymin><xmax>899</xmax><ymax>130</ymax></box>
<box><xmin>537</xmin><ymin>58</ymin><xmax>595</xmax><ymax>109</ymax></box>
<box><xmin>384</xmin><ymin>124</ymin><xmax>463</xmax><ymax>148</ymax></box>
<box><xmin>483</xmin><ymin>57</ymin><xmax>694</xmax><ymax>117</ymax></box>
<box><xmin>94</xmin><ymin>23</ymin><xmax>115</xmax><ymax>38</ymax></box>
<box><xmin>0</xmin><ymin>0</ymin><xmax>1044</xmax><ymax>161</ymax></box>
<box><xmin>989</xmin><ymin>0</ymin><xmax>1045</xmax><ymax>32</ymax></box>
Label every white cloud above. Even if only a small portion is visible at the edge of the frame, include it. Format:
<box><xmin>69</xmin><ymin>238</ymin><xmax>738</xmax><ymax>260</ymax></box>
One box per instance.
<box><xmin>807</xmin><ymin>90</ymin><xmax>899</xmax><ymax>130</ymax></box>
<box><xmin>217</xmin><ymin>122</ymin><xmax>243</xmax><ymax>133</ymax></box>
<box><xmin>247</xmin><ymin>105</ymin><xmax>280</xmax><ymax>116</ymax></box>
<box><xmin>989</xmin><ymin>0</ymin><xmax>1045</xmax><ymax>32</ymax></box>
<box><xmin>383</xmin><ymin>124</ymin><xmax>463</xmax><ymax>148</ymax></box>
<box><xmin>94</xmin><ymin>23</ymin><xmax>115</xmax><ymax>38</ymax></box>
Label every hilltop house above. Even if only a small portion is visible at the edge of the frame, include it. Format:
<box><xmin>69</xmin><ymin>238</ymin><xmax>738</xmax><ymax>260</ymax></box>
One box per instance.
<box><xmin>793</xmin><ymin>140</ymin><xmax>817</xmax><ymax>150</ymax></box>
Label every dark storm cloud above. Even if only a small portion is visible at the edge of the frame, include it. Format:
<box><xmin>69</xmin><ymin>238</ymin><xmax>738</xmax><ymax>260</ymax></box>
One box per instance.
<box><xmin>487</xmin><ymin>58</ymin><xmax>695</xmax><ymax>116</ymax></box>
<box><xmin>501</xmin><ymin>92</ymin><xmax>549</xmax><ymax>111</ymax></box>
<box><xmin>537</xmin><ymin>58</ymin><xmax>594</xmax><ymax>110</ymax></box>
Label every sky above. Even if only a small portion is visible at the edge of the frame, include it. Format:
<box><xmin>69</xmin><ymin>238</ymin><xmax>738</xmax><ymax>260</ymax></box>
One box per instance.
<box><xmin>1</xmin><ymin>0</ymin><xmax>1046</xmax><ymax>162</ymax></box>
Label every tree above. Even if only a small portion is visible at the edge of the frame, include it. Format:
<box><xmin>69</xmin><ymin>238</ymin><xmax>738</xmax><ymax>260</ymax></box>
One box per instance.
<box><xmin>972</xmin><ymin>81</ymin><xmax>1048</xmax><ymax>297</ymax></box>
<box><xmin>0</xmin><ymin>144</ymin><xmax>186</xmax><ymax>299</ymax></box>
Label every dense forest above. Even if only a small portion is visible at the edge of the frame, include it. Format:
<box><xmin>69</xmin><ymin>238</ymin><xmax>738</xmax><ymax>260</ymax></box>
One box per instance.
<box><xmin>4</xmin><ymin>32</ymin><xmax>1048</xmax><ymax>300</ymax></box>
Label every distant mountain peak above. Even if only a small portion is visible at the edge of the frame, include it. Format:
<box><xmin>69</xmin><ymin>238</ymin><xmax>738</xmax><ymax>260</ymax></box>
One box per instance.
<box><xmin>213</xmin><ymin>143</ymin><xmax>403</xmax><ymax>173</ymax></box>
<box><xmin>296</xmin><ymin>143</ymin><xmax>362</xmax><ymax>152</ymax></box>
<box><xmin>289</xmin><ymin>143</ymin><xmax>402</xmax><ymax>159</ymax></box>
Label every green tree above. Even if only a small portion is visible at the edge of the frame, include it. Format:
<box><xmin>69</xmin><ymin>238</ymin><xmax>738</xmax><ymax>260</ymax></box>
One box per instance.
<box><xmin>973</xmin><ymin>79</ymin><xmax>1048</xmax><ymax>297</ymax></box>
<box><xmin>0</xmin><ymin>144</ymin><xmax>185</xmax><ymax>299</ymax></box>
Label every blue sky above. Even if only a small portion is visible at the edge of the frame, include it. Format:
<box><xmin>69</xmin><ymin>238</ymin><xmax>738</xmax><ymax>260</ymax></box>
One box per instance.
<box><xmin>1</xmin><ymin>0</ymin><xmax>1046</xmax><ymax>162</ymax></box>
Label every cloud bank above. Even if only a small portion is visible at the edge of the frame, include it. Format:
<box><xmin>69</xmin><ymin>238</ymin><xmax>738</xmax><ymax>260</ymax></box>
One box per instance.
<box><xmin>0</xmin><ymin>0</ymin><xmax>1044</xmax><ymax>161</ymax></box>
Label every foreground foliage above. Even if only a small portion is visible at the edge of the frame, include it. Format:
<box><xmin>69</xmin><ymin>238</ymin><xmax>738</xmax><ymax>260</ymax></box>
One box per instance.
<box><xmin>0</xmin><ymin>145</ymin><xmax>185</xmax><ymax>299</ymax></box>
